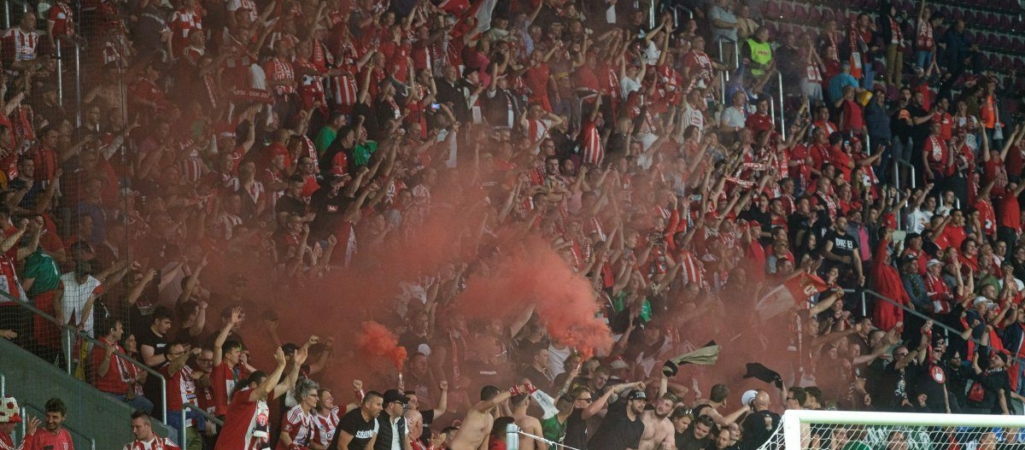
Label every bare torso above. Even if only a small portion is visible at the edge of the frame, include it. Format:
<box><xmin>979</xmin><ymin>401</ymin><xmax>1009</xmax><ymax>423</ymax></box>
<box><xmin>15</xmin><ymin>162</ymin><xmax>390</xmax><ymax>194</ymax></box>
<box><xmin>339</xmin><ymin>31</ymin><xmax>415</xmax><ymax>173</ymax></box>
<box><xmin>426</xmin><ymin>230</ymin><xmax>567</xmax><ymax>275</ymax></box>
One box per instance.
<box><xmin>638</xmin><ymin>412</ymin><xmax>675</xmax><ymax>450</ymax></box>
<box><xmin>450</xmin><ymin>409</ymin><xmax>495</xmax><ymax>450</ymax></box>
<box><xmin>514</xmin><ymin>414</ymin><xmax>544</xmax><ymax>450</ymax></box>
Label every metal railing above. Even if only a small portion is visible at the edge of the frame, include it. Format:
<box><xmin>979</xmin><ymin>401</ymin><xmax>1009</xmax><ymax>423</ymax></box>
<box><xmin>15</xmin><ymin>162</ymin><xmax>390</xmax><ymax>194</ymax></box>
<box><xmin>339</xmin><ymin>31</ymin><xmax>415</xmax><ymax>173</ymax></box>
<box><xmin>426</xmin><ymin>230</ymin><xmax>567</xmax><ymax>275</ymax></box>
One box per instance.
<box><xmin>8</xmin><ymin>297</ymin><xmax>168</xmax><ymax>424</ymax></box>
<box><xmin>777</xmin><ymin>72</ymin><xmax>786</xmax><ymax>142</ymax></box>
<box><xmin>858</xmin><ymin>288</ymin><xmax>1025</xmax><ymax>366</ymax></box>
<box><xmin>179</xmin><ymin>403</ymin><xmax>224</xmax><ymax>449</ymax></box>
<box><xmin>893</xmin><ymin>158</ymin><xmax>917</xmax><ymax>194</ymax></box>
<box><xmin>842</xmin><ymin>288</ymin><xmax>868</xmax><ymax>317</ymax></box>
<box><xmin>20</xmin><ymin>402</ymin><xmax>97</xmax><ymax>450</ymax></box>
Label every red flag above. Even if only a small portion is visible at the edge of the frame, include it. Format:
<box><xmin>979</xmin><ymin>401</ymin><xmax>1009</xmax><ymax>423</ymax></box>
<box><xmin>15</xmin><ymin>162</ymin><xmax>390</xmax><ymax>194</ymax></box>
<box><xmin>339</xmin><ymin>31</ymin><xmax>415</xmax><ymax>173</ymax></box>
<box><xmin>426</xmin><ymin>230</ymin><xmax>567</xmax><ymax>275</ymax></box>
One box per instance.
<box><xmin>754</xmin><ymin>272</ymin><xmax>828</xmax><ymax>320</ymax></box>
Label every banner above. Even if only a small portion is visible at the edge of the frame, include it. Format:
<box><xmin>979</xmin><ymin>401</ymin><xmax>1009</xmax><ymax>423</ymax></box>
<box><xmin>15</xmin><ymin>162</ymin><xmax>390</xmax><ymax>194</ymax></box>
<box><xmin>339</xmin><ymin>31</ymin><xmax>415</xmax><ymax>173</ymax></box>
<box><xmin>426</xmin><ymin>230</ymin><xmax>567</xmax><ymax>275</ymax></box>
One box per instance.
<box><xmin>754</xmin><ymin>272</ymin><xmax>827</xmax><ymax>320</ymax></box>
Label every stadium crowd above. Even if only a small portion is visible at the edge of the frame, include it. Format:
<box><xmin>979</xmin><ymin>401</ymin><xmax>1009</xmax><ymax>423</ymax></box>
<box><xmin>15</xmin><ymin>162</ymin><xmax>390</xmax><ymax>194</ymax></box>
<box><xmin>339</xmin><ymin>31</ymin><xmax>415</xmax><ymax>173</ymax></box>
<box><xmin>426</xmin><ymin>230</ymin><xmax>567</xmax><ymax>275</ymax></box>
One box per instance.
<box><xmin>1</xmin><ymin>0</ymin><xmax>1025</xmax><ymax>447</ymax></box>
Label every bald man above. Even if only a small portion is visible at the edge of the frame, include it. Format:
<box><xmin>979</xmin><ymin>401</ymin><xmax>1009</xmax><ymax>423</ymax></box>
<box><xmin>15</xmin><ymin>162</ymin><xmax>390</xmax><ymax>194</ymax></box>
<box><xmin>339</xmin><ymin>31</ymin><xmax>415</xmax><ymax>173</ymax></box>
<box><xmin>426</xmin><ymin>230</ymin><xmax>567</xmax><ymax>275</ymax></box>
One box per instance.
<box><xmin>738</xmin><ymin>391</ymin><xmax>780</xmax><ymax>450</ymax></box>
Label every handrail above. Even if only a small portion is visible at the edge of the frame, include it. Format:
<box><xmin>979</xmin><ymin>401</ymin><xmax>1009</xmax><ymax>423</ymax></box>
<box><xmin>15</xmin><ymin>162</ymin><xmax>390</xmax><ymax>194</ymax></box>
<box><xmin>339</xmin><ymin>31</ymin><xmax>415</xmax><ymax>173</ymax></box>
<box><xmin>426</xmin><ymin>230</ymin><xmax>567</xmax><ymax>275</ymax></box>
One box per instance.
<box><xmin>180</xmin><ymin>403</ymin><xmax>225</xmax><ymax>448</ymax></box>
<box><xmin>1</xmin><ymin>373</ymin><xmax>5</xmax><ymax>397</ymax></box>
<box><xmin>7</xmin><ymin>296</ymin><xmax>168</xmax><ymax>424</ymax></box>
<box><xmin>21</xmin><ymin>404</ymin><xmax>97</xmax><ymax>450</ymax></box>
<box><xmin>860</xmin><ymin>288</ymin><xmax>1024</xmax><ymax>365</ymax></box>
<box><xmin>842</xmin><ymin>288</ymin><xmax>868</xmax><ymax>317</ymax></box>
<box><xmin>777</xmin><ymin>72</ymin><xmax>786</xmax><ymax>142</ymax></box>
<box><xmin>897</xmin><ymin>159</ymin><xmax>917</xmax><ymax>190</ymax></box>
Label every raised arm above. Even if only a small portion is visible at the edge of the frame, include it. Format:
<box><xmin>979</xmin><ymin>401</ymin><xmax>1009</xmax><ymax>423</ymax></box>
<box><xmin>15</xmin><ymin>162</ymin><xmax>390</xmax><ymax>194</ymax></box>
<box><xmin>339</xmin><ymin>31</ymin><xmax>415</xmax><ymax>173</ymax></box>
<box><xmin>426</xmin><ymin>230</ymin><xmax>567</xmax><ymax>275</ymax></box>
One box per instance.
<box><xmin>249</xmin><ymin>347</ymin><xmax>288</xmax><ymax>403</ymax></box>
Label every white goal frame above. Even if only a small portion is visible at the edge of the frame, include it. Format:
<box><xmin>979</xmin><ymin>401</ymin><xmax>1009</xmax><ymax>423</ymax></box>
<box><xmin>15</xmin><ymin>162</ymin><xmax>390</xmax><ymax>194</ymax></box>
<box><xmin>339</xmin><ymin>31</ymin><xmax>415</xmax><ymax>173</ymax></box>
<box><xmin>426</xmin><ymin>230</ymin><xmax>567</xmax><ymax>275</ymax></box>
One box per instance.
<box><xmin>770</xmin><ymin>409</ymin><xmax>1025</xmax><ymax>450</ymax></box>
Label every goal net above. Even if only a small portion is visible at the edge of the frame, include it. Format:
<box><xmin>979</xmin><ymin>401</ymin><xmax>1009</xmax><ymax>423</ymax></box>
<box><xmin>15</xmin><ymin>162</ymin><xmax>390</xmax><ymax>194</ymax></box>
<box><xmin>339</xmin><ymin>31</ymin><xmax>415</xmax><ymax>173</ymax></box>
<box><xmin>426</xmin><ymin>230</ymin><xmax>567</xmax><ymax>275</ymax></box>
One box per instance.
<box><xmin>757</xmin><ymin>410</ymin><xmax>1025</xmax><ymax>450</ymax></box>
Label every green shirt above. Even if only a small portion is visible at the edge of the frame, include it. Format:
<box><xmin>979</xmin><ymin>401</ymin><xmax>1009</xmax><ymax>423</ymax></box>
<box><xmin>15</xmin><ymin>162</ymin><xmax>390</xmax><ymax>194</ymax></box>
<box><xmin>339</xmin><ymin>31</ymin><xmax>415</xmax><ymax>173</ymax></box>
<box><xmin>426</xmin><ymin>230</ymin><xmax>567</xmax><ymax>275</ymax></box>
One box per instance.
<box><xmin>541</xmin><ymin>415</ymin><xmax>567</xmax><ymax>443</ymax></box>
<box><xmin>612</xmin><ymin>292</ymin><xmax>652</xmax><ymax>322</ymax></box>
<box><xmin>353</xmin><ymin>141</ymin><xmax>379</xmax><ymax>166</ymax></box>
<box><xmin>313</xmin><ymin>127</ymin><xmax>337</xmax><ymax>156</ymax></box>
<box><xmin>22</xmin><ymin>250</ymin><xmax>60</xmax><ymax>296</ymax></box>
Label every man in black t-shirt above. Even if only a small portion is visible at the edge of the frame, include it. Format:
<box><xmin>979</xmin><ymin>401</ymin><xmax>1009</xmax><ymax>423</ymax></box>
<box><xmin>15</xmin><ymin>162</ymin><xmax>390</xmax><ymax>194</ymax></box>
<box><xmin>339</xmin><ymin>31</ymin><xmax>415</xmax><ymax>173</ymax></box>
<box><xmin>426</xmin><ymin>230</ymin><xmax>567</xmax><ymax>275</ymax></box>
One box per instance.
<box><xmin>909</xmin><ymin>340</ymin><xmax>952</xmax><ymax>413</ymax></box>
<box><xmin>588</xmin><ymin>390</ymin><xmax>647</xmax><ymax>450</ymax></box>
<box><xmin>138</xmin><ymin>306</ymin><xmax>173</xmax><ymax>421</ymax></box>
<box><xmin>331</xmin><ymin>391</ymin><xmax>384</xmax><ymax>450</ymax></box>
<box><xmin>275</xmin><ymin>175</ymin><xmax>312</xmax><ymax>227</ymax></box>
<box><xmin>822</xmin><ymin>216</ymin><xmax>863</xmax><ymax>286</ymax></box>
<box><xmin>739</xmin><ymin>391</ymin><xmax>780</xmax><ymax>450</ymax></box>
<box><xmin>563</xmin><ymin>382</ymin><xmax>643</xmax><ymax>450</ymax></box>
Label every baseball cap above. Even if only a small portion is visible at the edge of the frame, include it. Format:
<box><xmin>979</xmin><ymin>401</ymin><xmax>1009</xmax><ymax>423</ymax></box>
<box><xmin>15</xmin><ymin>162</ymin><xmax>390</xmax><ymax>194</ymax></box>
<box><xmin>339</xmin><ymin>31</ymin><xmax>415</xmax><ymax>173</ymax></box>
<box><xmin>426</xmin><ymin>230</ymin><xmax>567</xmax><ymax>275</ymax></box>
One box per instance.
<box><xmin>627</xmin><ymin>390</ymin><xmax>647</xmax><ymax>401</ymax></box>
<box><xmin>973</xmin><ymin>296</ymin><xmax>992</xmax><ymax>307</ymax></box>
<box><xmin>926</xmin><ymin>259</ymin><xmax>943</xmax><ymax>268</ymax></box>
<box><xmin>383</xmin><ymin>389</ymin><xmax>409</xmax><ymax>405</ymax></box>
<box><xmin>742</xmin><ymin>390</ymin><xmax>758</xmax><ymax>406</ymax></box>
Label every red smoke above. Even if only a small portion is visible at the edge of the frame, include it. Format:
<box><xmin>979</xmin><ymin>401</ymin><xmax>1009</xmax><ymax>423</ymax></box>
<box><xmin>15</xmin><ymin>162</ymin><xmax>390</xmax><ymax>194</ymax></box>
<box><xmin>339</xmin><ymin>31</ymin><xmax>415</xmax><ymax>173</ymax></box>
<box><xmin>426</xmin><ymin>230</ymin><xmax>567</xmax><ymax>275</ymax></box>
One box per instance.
<box><xmin>458</xmin><ymin>236</ymin><xmax>613</xmax><ymax>357</ymax></box>
<box><xmin>359</xmin><ymin>321</ymin><xmax>408</xmax><ymax>371</ymax></box>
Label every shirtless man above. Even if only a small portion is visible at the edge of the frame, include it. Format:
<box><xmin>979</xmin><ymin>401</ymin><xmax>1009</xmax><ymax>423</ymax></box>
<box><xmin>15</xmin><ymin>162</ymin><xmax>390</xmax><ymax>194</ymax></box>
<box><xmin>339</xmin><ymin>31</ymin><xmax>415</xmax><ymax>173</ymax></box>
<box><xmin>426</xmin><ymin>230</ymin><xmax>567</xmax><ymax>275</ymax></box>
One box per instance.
<box><xmin>83</xmin><ymin>64</ymin><xmax>128</xmax><ymax>113</ymax></box>
<box><xmin>692</xmin><ymin>384</ymin><xmax>749</xmax><ymax>427</ymax></box>
<box><xmin>511</xmin><ymin>394</ymin><xmax>548</xmax><ymax>450</ymax></box>
<box><xmin>638</xmin><ymin>394</ymin><xmax>677</xmax><ymax>450</ymax></box>
<box><xmin>450</xmin><ymin>384</ymin><xmax>528</xmax><ymax>450</ymax></box>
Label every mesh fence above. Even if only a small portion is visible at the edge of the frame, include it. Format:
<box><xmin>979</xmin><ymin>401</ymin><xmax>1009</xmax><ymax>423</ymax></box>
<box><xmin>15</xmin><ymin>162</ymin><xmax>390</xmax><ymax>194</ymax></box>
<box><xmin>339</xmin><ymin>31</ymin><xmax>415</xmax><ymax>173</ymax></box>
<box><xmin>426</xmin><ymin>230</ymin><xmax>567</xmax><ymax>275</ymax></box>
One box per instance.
<box><xmin>0</xmin><ymin>0</ymin><xmax>161</xmax><ymax>438</ymax></box>
<box><xmin>757</xmin><ymin>416</ymin><xmax>1025</xmax><ymax>450</ymax></box>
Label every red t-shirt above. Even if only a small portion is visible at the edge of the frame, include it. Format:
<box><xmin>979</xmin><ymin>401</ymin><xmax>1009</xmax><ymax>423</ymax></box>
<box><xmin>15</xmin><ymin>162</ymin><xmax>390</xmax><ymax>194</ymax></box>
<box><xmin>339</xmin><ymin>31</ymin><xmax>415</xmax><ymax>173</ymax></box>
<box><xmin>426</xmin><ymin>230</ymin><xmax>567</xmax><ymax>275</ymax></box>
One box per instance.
<box><xmin>841</xmin><ymin>100</ymin><xmax>864</xmax><ymax>132</ymax></box>
<box><xmin>974</xmin><ymin>199</ymin><xmax>997</xmax><ymax>237</ymax></box>
<box><xmin>210</xmin><ymin>361</ymin><xmax>247</xmax><ymax>416</ymax></box>
<box><xmin>28</xmin><ymin>429</ymin><xmax>74</xmax><ymax>450</ymax></box>
<box><xmin>214</xmin><ymin>388</ymin><xmax>270</xmax><ymax>450</ymax></box>
<box><xmin>999</xmin><ymin>192</ymin><xmax>1022</xmax><ymax>231</ymax></box>
<box><xmin>89</xmin><ymin>338</ymin><xmax>132</xmax><ymax>395</ymax></box>
<box><xmin>161</xmin><ymin>363</ymin><xmax>198</xmax><ymax>418</ymax></box>
<box><xmin>746</xmin><ymin>113</ymin><xmax>773</xmax><ymax>134</ymax></box>
<box><xmin>935</xmin><ymin>225</ymin><xmax>967</xmax><ymax>251</ymax></box>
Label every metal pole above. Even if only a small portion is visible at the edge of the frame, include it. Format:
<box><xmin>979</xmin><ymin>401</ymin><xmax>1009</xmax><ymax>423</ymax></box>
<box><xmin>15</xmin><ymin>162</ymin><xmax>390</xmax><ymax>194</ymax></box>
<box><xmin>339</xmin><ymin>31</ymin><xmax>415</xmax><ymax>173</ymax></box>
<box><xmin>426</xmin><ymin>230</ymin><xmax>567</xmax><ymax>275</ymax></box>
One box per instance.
<box><xmin>733</xmin><ymin>41</ymin><xmax>739</xmax><ymax>70</ymax></box>
<box><xmin>74</xmin><ymin>42</ymin><xmax>82</xmax><ymax>127</ymax></box>
<box><xmin>719</xmin><ymin>40</ymin><xmax>725</xmax><ymax>67</ymax></box>
<box><xmin>893</xmin><ymin>158</ymin><xmax>900</xmax><ymax>193</ymax></box>
<box><xmin>649</xmin><ymin>0</ymin><xmax>655</xmax><ymax>29</ymax></box>
<box><xmin>63</xmin><ymin>328</ymin><xmax>72</xmax><ymax>375</ymax></box>
<box><xmin>4</xmin><ymin>2</ymin><xmax>10</xmax><ymax>29</ymax></box>
<box><xmin>720</xmin><ymin>73</ymin><xmax>726</xmax><ymax>105</ymax></box>
<box><xmin>769</xmin><ymin>97</ymin><xmax>776</xmax><ymax>131</ymax></box>
<box><xmin>56</xmin><ymin>44</ymin><xmax>63</xmax><ymax>107</ymax></box>
<box><xmin>860</xmin><ymin>291</ymin><xmax>867</xmax><ymax>317</ymax></box>
<box><xmin>181</xmin><ymin>408</ymin><xmax>188</xmax><ymax>448</ymax></box>
<box><xmin>778</xmin><ymin>73</ymin><xmax>785</xmax><ymax>141</ymax></box>
<box><xmin>1</xmin><ymin>373</ymin><xmax>5</xmax><ymax>397</ymax></box>
<box><xmin>161</xmin><ymin>378</ymin><xmax>167</xmax><ymax>426</ymax></box>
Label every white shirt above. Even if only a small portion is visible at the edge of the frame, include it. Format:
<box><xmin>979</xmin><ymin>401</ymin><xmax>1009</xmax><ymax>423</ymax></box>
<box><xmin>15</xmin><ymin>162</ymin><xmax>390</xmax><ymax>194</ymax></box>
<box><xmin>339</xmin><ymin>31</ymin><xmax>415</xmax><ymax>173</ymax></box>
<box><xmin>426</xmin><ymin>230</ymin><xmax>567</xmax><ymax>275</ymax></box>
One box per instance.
<box><xmin>620</xmin><ymin>76</ymin><xmax>642</xmax><ymax>99</ymax></box>
<box><xmin>906</xmin><ymin>207</ymin><xmax>934</xmax><ymax>234</ymax></box>
<box><xmin>720</xmin><ymin>106</ymin><xmax>747</xmax><ymax>129</ymax></box>
<box><xmin>124</xmin><ymin>437</ymin><xmax>181</xmax><ymax>450</ymax></box>
<box><xmin>59</xmin><ymin>272</ymin><xmax>102</xmax><ymax>335</ymax></box>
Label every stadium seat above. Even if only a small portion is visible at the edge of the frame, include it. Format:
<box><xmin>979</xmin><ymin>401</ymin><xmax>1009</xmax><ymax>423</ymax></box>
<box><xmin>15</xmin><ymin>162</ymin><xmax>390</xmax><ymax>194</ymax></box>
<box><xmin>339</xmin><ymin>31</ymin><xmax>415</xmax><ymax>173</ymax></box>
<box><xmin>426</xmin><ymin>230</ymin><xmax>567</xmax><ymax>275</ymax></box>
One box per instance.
<box><xmin>999</xmin><ymin>35</ymin><xmax>1011</xmax><ymax>51</ymax></box>
<box><xmin>765</xmin><ymin>1</ymin><xmax>781</xmax><ymax>19</ymax></box>
<box><xmin>782</xmin><ymin>2</ymin><xmax>796</xmax><ymax>21</ymax></box>
<box><xmin>821</xmin><ymin>7</ymin><xmax>836</xmax><ymax>23</ymax></box>
<box><xmin>999</xmin><ymin>14</ymin><xmax>1012</xmax><ymax>31</ymax></box>
<box><xmin>793</xmin><ymin>4</ymin><xmax>808</xmax><ymax>22</ymax></box>
<box><xmin>807</xmin><ymin>6</ymin><xmax>821</xmax><ymax>23</ymax></box>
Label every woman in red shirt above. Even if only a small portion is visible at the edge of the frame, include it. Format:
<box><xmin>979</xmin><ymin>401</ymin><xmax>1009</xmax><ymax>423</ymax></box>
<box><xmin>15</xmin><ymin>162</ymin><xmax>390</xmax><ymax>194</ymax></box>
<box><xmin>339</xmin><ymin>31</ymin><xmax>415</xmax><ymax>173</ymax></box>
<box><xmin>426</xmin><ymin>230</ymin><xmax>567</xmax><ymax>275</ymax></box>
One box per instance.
<box><xmin>215</xmin><ymin>347</ymin><xmax>306</xmax><ymax>450</ymax></box>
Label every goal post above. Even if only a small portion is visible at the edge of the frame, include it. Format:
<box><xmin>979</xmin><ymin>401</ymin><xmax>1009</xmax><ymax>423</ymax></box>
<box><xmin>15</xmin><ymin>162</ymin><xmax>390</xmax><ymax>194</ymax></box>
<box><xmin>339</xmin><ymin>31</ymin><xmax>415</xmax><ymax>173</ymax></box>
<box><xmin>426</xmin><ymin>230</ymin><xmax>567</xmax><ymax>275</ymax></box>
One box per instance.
<box><xmin>759</xmin><ymin>409</ymin><xmax>1025</xmax><ymax>450</ymax></box>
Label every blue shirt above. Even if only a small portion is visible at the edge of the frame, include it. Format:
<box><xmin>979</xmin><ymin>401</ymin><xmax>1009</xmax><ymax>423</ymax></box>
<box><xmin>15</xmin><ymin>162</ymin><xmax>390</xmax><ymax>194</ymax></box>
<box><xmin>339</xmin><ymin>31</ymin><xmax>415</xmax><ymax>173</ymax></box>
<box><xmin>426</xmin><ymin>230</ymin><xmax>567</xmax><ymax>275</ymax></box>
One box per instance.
<box><xmin>827</xmin><ymin>73</ymin><xmax>859</xmax><ymax>104</ymax></box>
